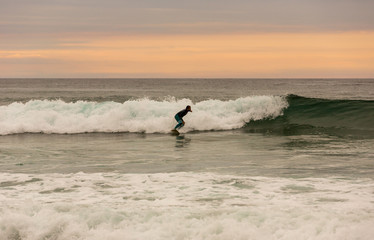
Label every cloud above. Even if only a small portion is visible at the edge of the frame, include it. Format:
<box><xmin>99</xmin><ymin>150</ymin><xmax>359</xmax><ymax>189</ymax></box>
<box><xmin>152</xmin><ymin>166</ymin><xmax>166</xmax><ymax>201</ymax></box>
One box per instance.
<box><xmin>1</xmin><ymin>0</ymin><xmax>374</xmax><ymax>36</ymax></box>
<box><xmin>1</xmin><ymin>32</ymin><xmax>374</xmax><ymax>78</ymax></box>
<box><xmin>1</xmin><ymin>0</ymin><xmax>373</xmax><ymax>77</ymax></box>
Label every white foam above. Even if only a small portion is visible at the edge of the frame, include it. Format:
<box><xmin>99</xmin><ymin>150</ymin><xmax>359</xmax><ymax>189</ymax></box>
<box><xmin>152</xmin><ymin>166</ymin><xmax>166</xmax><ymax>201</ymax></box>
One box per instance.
<box><xmin>0</xmin><ymin>96</ymin><xmax>287</xmax><ymax>135</ymax></box>
<box><xmin>1</xmin><ymin>172</ymin><xmax>373</xmax><ymax>239</ymax></box>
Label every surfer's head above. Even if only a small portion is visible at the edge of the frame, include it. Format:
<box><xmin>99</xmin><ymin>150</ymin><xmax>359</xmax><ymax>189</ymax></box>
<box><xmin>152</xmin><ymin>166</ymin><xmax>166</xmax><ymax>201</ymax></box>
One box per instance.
<box><xmin>186</xmin><ymin>105</ymin><xmax>192</xmax><ymax>112</ymax></box>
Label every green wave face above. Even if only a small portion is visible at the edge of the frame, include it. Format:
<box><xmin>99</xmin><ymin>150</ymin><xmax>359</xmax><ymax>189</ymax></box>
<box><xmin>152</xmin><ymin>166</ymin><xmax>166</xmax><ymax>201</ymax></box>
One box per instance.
<box><xmin>246</xmin><ymin>95</ymin><xmax>374</xmax><ymax>138</ymax></box>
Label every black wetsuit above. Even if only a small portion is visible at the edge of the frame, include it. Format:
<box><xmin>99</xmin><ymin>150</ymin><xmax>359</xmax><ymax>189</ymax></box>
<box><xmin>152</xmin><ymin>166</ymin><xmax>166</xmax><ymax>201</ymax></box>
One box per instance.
<box><xmin>177</xmin><ymin>109</ymin><xmax>189</xmax><ymax>118</ymax></box>
<box><xmin>174</xmin><ymin>109</ymin><xmax>190</xmax><ymax>129</ymax></box>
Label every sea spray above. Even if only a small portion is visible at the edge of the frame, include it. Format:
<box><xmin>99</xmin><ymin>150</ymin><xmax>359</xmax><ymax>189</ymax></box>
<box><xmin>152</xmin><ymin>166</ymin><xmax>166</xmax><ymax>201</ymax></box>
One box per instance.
<box><xmin>0</xmin><ymin>96</ymin><xmax>287</xmax><ymax>135</ymax></box>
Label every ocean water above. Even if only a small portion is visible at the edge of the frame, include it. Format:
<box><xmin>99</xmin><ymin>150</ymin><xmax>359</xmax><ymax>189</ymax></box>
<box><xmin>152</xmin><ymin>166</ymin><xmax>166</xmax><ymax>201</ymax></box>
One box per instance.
<box><xmin>0</xmin><ymin>78</ymin><xmax>373</xmax><ymax>240</ymax></box>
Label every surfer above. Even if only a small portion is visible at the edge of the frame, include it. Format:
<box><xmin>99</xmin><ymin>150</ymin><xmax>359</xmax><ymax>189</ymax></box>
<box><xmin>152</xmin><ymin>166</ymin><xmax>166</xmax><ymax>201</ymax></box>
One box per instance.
<box><xmin>174</xmin><ymin>105</ymin><xmax>192</xmax><ymax>130</ymax></box>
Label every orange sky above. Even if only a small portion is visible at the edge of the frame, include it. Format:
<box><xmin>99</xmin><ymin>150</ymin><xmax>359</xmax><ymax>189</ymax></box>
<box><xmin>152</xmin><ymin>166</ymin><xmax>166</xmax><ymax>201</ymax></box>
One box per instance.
<box><xmin>2</xmin><ymin>0</ymin><xmax>374</xmax><ymax>78</ymax></box>
<box><xmin>1</xmin><ymin>31</ymin><xmax>374</xmax><ymax>78</ymax></box>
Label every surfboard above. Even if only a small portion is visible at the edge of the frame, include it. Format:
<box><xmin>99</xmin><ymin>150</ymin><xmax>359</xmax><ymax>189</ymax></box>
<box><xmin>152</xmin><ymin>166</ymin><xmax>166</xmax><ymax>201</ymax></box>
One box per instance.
<box><xmin>170</xmin><ymin>129</ymin><xmax>180</xmax><ymax>135</ymax></box>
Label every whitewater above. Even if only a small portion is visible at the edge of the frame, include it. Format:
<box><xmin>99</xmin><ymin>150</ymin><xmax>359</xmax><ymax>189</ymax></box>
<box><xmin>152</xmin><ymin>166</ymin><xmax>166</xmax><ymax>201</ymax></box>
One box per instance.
<box><xmin>0</xmin><ymin>96</ymin><xmax>287</xmax><ymax>135</ymax></box>
<box><xmin>1</xmin><ymin>78</ymin><xmax>374</xmax><ymax>240</ymax></box>
<box><xmin>1</xmin><ymin>172</ymin><xmax>374</xmax><ymax>240</ymax></box>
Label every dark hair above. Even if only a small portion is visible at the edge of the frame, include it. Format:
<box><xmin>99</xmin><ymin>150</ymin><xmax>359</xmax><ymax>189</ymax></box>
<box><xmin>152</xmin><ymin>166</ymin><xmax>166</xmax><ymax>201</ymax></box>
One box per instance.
<box><xmin>186</xmin><ymin>105</ymin><xmax>191</xmax><ymax>109</ymax></box>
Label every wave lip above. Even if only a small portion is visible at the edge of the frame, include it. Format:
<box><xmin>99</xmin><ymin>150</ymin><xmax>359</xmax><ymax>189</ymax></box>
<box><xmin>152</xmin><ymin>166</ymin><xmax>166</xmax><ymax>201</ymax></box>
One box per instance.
<box><xmin>0</xmin><ymin>96</ymin><xmax>287</xmax><ymax>135</ymax></box>
<box><xmin>285</xmin><ymin>94</ymin><xmax>374</xmax><ymax>130</ymax></box>
<box><xmin>246</xmin><ymin>94</ymin><xmax>374</xmax><ymax>138</ymax></box>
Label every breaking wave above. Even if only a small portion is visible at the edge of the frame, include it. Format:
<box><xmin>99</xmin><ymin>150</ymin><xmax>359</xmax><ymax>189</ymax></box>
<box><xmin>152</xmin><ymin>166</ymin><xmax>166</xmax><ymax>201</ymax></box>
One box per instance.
<box><xmin>1</xmin><ymin>94</ymin><xmax>373</xmax><ymax>137</ymax></box>
<box><xmin>0</xmin><ymin>96</ymin><xmax>287</xmax><ymax>135</ymax></box>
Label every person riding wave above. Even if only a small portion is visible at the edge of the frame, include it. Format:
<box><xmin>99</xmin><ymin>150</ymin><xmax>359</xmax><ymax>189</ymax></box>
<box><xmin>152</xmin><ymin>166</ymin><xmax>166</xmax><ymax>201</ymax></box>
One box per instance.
<box><xmin>174</xmin><ymin>105</ymin><xmax>192</xmax><ymax>130</ymax></box>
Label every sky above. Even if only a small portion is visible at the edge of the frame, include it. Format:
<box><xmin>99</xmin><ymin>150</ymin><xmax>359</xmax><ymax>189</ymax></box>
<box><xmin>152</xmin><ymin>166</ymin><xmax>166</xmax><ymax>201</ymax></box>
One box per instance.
<box><xmin>1</xmin><ymin>0</ymin><xmax>374</xmax><ymax>78</ymax></box>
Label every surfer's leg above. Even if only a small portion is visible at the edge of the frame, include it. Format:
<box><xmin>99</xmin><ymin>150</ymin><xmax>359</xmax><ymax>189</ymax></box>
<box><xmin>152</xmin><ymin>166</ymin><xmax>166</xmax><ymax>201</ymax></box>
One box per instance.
<box><xmin>174</xmin><ymin>115</ymin><xmax>179</xmax><ymax>129</ymax></box>
<box><xmin>174</xmin><ymin>115</ymin><xmax>184</xmax><ymax>129</ymax></box>
<box><xmin>175</xmin><ymin>119</ymin><xmax>184</xmax><ymax>129</ymax></box>
<box><xmin>175</xmin><ymin>121</ymin><xmax>183</xmax><ymax>129</ymax></box>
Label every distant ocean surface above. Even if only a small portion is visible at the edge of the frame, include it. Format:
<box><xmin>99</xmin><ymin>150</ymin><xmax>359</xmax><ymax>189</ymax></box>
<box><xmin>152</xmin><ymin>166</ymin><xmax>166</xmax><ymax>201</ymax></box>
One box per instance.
<box><xmin>1</xmin><ymin>78</ymin><xmax>373</xmax><ymax>239</ymax></box>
